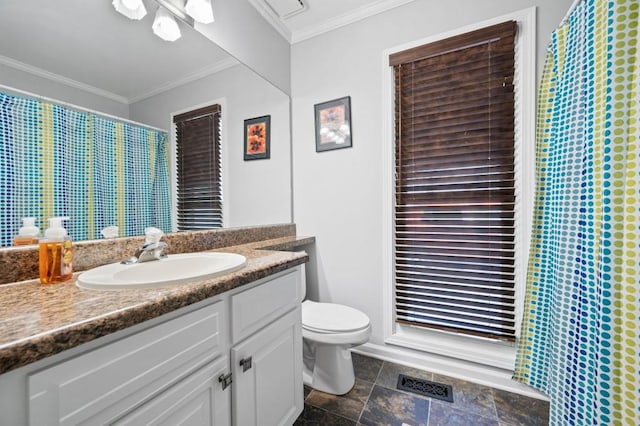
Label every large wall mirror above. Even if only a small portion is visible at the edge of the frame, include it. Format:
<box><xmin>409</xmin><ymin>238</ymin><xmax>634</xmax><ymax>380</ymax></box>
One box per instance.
<box><xmin>0</xmin><ymin>0</ymin><xmax>292</xmax><ymax>247</ymax></box>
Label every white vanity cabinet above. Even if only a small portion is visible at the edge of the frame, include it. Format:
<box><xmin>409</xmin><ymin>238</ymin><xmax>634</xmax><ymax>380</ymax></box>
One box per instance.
<box><xmin>231</xmin><ymin>310</ymin><xmax>302</xmax><ymax>426</ymax></box>
<box><xmin>230</xmin><ymin>269</ymin><xmax>303</xmax><ymax>426</ymax></box>
<box><xmin>21</xmin><ymin>266</ymin><xmax>303</xmax><ymax>426</ymax></box>
<box><xmin>113</xmin><ymin>356</ymin><xmax>231</xmax><ymax>426</ymax></box>
<box><xmin>28</xmin><ymin>300</ymin><xmax>228</xmax><ymax>425</ymax></box>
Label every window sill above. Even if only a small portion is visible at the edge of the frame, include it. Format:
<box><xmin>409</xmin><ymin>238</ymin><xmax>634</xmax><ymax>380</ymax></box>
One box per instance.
<box><xmin>386</xmin><ymin>324</ymin><xmax>516</xmax><ymax>371</ymax></box>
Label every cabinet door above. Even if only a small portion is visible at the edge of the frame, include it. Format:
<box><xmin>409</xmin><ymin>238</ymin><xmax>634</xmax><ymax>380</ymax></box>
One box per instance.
<box><xmin>29</xmin><ymin>301</ymin><xmax>226</xmax><ymax>425</ymax></box>
<box><xmin>113</xmin><ymin>356</ymin><xmax>230</xmax><ymax>426</ymax></box>
<box><xmin>231</xmin><ymin>308</ymin><xmax>302</xmax><ymax>426</ymax></box>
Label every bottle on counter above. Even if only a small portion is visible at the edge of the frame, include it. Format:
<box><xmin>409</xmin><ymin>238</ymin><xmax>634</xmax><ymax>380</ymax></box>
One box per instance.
<box><xmin>14</xmin><ymin>217</ymin><xmax>40</xmax><ymax>245</ymax></box>
<box><xmin>39</xmin><ymin>216</ymin><xmax>73</xmax><ymax>284</ymax></box>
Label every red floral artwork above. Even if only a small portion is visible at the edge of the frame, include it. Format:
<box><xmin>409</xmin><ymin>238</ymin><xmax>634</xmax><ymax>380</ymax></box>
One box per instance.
<box><xmin>246</xmin><ymin>123</ymin><xmax>266</xmax><ymax>154</ymax></box>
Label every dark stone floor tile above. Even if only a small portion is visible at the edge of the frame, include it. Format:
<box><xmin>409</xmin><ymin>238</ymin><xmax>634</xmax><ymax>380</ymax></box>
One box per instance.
<box><xmin>295</xmin><ymin>404</ymin><xmax>327</xmax><ymax>424</ymax></box>
<box><xmin>294</xmin><ymin>404</ymin><xmax>357</xmax><ymax>425</ymax></box>
<box><xmin>306</xmin><ymin>378</ymin><xmax>373</xmax><ymax>421</ymax></box>
<box><xmin>431</xmin><ymin>374</ymin><xmax>496</xmax><ymax>419</ymax></box>
<box><xmin>359</xmin><ymin>384</ymin><xmax>429</xmax><ymax>426</ymax></box>
<box><xmin>428</xmin><ymin>400</ymin><xmax>499</xmax><ymax>426</ymax></box>
<box><xmin>492</xmin><ymin>388</ymin><xmax>549</xmax><ymax>426</ymax></box>
<box><xmin>376</xmin><ymin>361</ymin><xmax>433</xmax><ymax>392</ymax></box>
<box><xmin>323</xmin><ymin>412</ymin><xmax>358</xmax><ymax>425</ymax></box>
<box><xmin>352</xmin><ymin>352</ymin><xmax>383</xmax><ymax>383</ymax></box>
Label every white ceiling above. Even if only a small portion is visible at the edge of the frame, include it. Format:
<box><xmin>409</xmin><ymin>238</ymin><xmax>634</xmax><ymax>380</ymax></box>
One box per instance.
<box><xmin>0</xmin><ymin>0</ymin><xmax>234</xmax><ymax>103</ymax></box>
<box><xmin>250</xmin><ymin>0</ymin><xmax>416</xmax><ymax>43</ymax></box>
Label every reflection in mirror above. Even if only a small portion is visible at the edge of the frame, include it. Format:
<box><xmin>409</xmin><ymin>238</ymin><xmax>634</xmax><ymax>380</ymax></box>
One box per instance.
<box><xmin>0</xmin><ymin>91</ymin><xmax>173</xmax><ymax>246</ymax></box>
<box><xmin>0</xmin><ymin>0</ymin><xmax>292</xmax><ymax>247</ymax></box>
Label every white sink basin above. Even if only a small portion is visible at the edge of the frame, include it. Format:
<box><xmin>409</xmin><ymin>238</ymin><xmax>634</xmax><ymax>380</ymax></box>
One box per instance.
<box><xmin>77</xmin><ymin>252</ymin><xmax>247</xmax><ymax>290</ymax></box>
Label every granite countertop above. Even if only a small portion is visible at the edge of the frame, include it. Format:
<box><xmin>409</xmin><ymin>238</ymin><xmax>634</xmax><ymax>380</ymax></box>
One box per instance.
<box><xmin>0</xmin><ymin>236</ymin><xmax>314</xmax><ymax>375</ymax></box>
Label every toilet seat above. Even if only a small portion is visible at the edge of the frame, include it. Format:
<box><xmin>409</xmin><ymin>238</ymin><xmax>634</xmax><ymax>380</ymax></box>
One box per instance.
<box><xmin>302</xmin><ymin>324</ymin><xmax>371</xmax><ymax>346</ymax></box>
<box><xmin>302</xmin><ymin>300</ymin><xmax>370</xmax><ymax>333</ymax></box>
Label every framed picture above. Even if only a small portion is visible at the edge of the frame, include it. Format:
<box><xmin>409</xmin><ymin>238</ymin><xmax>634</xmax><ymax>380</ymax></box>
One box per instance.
<box><xmin>314</xmin><ymin>96</ymin><xmax>352</xmax><ymax>152</ymax></box>
<box><xmin>244</xmin><ymin>115</ymin><xmax>270</xmax><ymax>160</ymax></box>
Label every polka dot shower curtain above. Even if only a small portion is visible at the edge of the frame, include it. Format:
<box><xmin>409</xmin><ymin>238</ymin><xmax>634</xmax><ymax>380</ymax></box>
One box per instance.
<box><xmin>513</xmin><ymin>0</ymin><xmax>638</xmax><ymax>424</ymax></box>
<box><xmin>0</xmin><ymin>91</ymin><xmax>172</xmax><ymax>246</ymax></box>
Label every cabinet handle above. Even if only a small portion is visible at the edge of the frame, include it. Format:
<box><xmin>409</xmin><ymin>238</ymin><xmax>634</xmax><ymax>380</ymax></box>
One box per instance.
<box><xmin>219</xmin><ymin>373</ymin><xmax>232</xmax><ymax>390</ymax></box>
<box><xmin>239</xmin><ymin>356</ymin><xmax>252</xmax><ymax>372</ymax></box>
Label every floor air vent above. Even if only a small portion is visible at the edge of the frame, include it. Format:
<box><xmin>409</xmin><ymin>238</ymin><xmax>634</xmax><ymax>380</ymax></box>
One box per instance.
<box><xmin>396</xmin><ymin>374</ymin><xmax>454</xmax><ymax>402</ymax></box>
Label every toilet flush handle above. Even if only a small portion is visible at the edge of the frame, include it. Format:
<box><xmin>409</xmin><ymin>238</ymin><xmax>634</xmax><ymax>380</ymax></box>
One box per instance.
<box><xmin>239</xmin><ymin>356</ymin><xmax>252</xmax><ymax>372</ymax></box>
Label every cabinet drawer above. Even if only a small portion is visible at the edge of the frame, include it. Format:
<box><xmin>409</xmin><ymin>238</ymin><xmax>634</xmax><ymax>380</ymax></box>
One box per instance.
<box><xmin>113</xmin><ymin>356</ymin><xmax>230</xmax><ymax>426</ymax></box>
<box><xmin>28</xmin><ymin>301</ymin><xmax>226</xmax><ymax>426</ymax></box>
<box><xmin>231</xmin><ymin>268</ymin><xmax>300</xmax><ymax>343</ymax></box>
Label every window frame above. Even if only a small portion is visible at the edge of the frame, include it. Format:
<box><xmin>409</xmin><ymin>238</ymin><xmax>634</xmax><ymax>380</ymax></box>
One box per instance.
<box><xmin>381</xmin><ymin>8</ymin><xmax>536</xmax><ymax>371</ymax></box>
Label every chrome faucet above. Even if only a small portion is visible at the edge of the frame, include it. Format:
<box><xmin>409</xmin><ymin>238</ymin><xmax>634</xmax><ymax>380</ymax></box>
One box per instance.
<box><xmin>122</xmin><ymin>227</ymin><xmax>168</xmax><ymax>264</ymax></box>
<box><xmin>133</xmin><ymin>241</ymin><xmax>168</xmax><ymax>263</ymax></box>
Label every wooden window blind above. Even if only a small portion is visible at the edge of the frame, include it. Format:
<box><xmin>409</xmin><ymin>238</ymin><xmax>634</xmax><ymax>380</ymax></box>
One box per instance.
<box><xmin>174</xmin><ymin>104</ymin><xmax>222</xmax><ymax>230</ymax></box>
<box><xmin>390</xmin><ymin>21</ymin><xmax>517</xmax><ymax>342</ymax></box>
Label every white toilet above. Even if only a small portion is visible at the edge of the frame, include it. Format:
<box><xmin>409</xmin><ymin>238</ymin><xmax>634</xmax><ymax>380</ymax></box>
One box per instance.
<box><xmin>301</xmin><ymin>300</ymin><xmax>371</xmax><ymax>395</ymax></box>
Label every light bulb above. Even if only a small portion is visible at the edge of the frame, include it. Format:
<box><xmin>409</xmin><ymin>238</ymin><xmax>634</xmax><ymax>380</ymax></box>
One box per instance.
<box><xmin>185</xmin><ymin>0</ymin><xmax>214</xmax><ymax>24</ymax></box>
<box><xmin>122</xmin><ymin>0</ymin><xmax>140</xmax><ymax>9</ymax></box>
<box><xmin>112</xmin><ymin>0</ymin><xmax>147</xmax><ymax>20</ymax></box>
<box><xmin>152</xmin><ymin>7</ymin><xmax>182</xmax><ymax>42</ymax></box>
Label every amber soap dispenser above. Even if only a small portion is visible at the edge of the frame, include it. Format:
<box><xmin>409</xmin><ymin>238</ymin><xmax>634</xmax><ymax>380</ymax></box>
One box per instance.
<box><xmin>39</xmin><ymin>217</ymin><xmax>73</xmax><ymax>284</ymax></box>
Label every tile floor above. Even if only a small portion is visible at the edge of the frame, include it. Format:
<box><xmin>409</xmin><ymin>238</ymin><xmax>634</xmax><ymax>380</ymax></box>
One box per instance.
<box><xmin>295</xmin><ymin>353</ymin><xmax>549</xmax><ymax>426</ymax></box>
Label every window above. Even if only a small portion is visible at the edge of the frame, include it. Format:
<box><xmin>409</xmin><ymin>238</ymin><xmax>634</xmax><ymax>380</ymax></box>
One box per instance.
<box><xmin>391</xmin><ymin>21</ymin><xmax>517</xmax><ymax>342</ymax></box>
<box><xmin>173</xmin><ymin>104</ymin><xmax>222</xmax><ymax>230</ymax></box>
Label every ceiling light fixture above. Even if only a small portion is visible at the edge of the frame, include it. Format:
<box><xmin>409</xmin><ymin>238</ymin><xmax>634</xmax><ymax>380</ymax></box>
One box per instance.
<box><xmin>185</xmin><ymin>0</ymin><xmax>214</xmax><ymax>24</ymax></box>
<box><xmin>152</xmin><ymin>6</ymin><xmax>182</xmax><ymax>41</ymax></box>
<box><xmin>112</xmin><ymin>0</ymin><xmax>147</xmax><ymax>20</ymax></box>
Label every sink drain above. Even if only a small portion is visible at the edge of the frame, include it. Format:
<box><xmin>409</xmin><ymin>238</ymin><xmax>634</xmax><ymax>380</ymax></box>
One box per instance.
<box><xmin>396</xmin><ymin>374</ymin><xmax>454</xmax><ymax>402</ymax></box>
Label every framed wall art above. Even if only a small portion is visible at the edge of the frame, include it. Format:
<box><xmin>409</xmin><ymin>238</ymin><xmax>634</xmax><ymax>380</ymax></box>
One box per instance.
<box><xmin>314</xmin><ymin>96</ymin><xmax>352</xmax><ymax>152</ymax></box>
<box><xmin>244</xmin><ymin>115</ymin><xmax>270</xmax><ymax>160</ymax></box>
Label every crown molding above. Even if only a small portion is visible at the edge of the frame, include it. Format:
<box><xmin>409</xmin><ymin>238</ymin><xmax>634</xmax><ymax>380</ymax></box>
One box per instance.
<box><xmin>0</xmin><ymin>54</ymin><xmax>129</xmax><ymax>105</ymax></box>
<box><xmin>290</xmin><ymin>0</ymin><xmax>417</xmax><ymax>43</ymax></box>
<box><xmin>247</xmin><ymin>0</ymin><xmax>293</xmax><ymax>43</ymax></box>
<box><xmin>128</xmin><ymin>56</ymin><xmax>240</xmax><ymax>103</ymax></box>
<box><xmin>0</xmin><ymin>54</ymin><xmax>239</xmax><ymax>105</ymax></box>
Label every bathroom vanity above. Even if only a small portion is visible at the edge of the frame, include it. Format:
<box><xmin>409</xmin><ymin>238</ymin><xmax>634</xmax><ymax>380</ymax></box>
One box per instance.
<box><xmin>0</xmin><ymin>229</ymin><xmax>312</xmax><ymax>425</ymax></box>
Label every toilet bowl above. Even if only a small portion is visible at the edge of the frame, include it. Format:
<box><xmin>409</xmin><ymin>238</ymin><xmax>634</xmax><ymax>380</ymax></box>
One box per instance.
<box><xmin>301</xmin><ymin>300</ymin><xmax>371</xmax><ymax>395</ymax></box>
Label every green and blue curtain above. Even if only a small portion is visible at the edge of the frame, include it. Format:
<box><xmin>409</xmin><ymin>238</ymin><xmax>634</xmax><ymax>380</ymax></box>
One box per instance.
<box><xmin>0</xmin><ymin>91</ymin><xmax>171</xmax><ymax>246</ymax></box>
<box><xmin>514</xmin><ymin>0</ymin><xmax>638</xmax><ymax>424</ymax></box>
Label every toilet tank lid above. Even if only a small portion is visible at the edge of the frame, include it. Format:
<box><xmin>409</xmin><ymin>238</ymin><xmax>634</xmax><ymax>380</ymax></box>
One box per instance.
<box><xmin>302</xmin><ymin>300</ymin><xmax>370</xmax><ymax>332</ymax></box>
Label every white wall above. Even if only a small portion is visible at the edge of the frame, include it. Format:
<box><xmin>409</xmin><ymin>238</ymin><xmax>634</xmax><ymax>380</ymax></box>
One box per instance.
<box><xmin>193</xmin><ymin>0</ymin><xmax>291</xmax><ymax>94</ymax></box>
<box><xmin>291</xmin><ymin>0</ymin><xmax>572</xmax><ymax>364</ymax></box>
<box><xmin>130</xmin><ymin>63</ymin><xmax>292</xmax><ymax>228</ymax></box>
<box><xmin>0</xmin><ymin>62</ymin><xmax>130</xmax><ymax>118</ymax></box>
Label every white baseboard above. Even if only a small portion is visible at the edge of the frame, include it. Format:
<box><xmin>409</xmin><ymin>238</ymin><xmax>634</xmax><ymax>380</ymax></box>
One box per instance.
<box><xmin>352</xmin><ymin>342</ymin><xmax>549</xmax><ymax>401</ymax></box>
